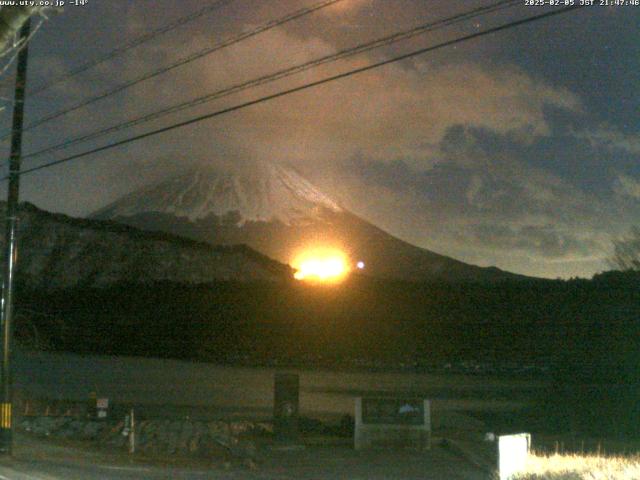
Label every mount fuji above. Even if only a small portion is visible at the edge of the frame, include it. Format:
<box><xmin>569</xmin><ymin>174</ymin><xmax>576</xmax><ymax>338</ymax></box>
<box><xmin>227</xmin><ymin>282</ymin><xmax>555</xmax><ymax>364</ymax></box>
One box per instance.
<box><xmin>93</xmin><ymin>162</ymin><xmax>521</xmax><ymax>282</ymax></box>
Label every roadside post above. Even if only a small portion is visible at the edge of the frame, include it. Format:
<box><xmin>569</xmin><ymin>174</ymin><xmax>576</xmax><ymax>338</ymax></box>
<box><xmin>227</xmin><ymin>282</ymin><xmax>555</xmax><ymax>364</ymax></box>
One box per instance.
<box><xmin>123</xmin><ymin>408</ymin><xmax>135</xmax><ymax>454</ymax></box>
<box><xmin>273</xmin><ymin>373</ymin><xmax>299</xmax><ymax>441</ymax></box>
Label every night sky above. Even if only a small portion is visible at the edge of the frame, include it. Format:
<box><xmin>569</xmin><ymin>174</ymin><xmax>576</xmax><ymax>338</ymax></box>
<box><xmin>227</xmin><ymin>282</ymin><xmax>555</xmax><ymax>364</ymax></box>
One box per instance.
<box><xmin>0</xmin><ymin>0</ymin><xmax>637</xmax><ymax>279</ymax></box>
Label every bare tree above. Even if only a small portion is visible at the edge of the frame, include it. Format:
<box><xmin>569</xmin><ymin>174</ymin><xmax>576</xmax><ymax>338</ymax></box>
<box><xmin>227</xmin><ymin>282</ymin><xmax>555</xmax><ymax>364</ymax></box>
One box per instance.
<box><xmin>610</xmin><ymin>226</ymin><xmax>640</xmax><ymax>271</ymax></box>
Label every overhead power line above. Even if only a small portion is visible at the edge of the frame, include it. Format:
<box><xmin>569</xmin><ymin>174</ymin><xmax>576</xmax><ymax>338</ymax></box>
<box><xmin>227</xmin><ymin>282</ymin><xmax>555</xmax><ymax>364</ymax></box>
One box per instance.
<box><xmin>4</xmin><ymin>4</ymin><xmax>585</xmax><ymax>181</ymax></box>
<box><xmin>23</xmin><ymin>0</ymin><xmax>520</xmax><ymax>162</ymax></box>
<box><xmin>29</xmin><ymin>0</ymin><xmax>234</xmax><ymax>96</ymax></box>
<box><xmin>6</xmin><ymin>0</ymin><xmax>346</xmax><ymax>140</ymax></box>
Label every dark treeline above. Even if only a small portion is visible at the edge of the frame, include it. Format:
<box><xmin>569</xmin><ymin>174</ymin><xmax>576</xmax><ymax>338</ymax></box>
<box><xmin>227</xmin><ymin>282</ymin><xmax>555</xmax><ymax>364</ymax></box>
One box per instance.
<box><xmin>14</xmin><ymin>270</ymin><xmax>640</xmax><ymax>436</ymax></box>
<box><xmin>15</xmin><ymin>271</ymin><xmax>639</xmax><ymax>370</ymax></box>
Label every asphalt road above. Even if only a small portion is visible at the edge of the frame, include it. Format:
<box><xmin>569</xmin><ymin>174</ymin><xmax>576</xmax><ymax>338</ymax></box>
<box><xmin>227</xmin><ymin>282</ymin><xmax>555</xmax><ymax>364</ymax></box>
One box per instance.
<box><xmin>0</xmin><ymin>434</ymin><xmax>488</xmax><ymax>480</ymax></box>
<box><xmin>2</xmin><ymin>351</ymin><xmax>516</xmax><ymax>478</ymax></box>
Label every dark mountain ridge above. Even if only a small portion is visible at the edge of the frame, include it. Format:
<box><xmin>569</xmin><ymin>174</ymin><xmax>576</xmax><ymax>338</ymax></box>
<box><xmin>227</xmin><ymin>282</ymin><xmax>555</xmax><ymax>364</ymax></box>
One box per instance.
<box><xmin>94</xmin><ymin>163</ymin><xmax>528</xmax><ymax>282</ymax></box>
<box><xmin>3</xmin><ymin>202</ymin><xmax>291</xmax><ymax>291</ymax></box>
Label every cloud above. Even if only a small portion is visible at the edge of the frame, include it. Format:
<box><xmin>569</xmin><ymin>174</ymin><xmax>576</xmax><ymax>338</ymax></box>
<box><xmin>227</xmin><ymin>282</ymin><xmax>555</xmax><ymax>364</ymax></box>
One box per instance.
<box><xmin>316</xmin><ymin>124</ymin><xmax>623</xmax><ymax>279</ymax></box>
<box><xmin>614</xmin><ymin>174</ymin><xmax>640</xmax><ymax>199</ymax></box>
<box><xmin>576</xmin><ymin>126</ymin><xmax>640</xmax><ymax>155</ymax></box>
<box><xmin>319</xmin><ymin>0</ymin><xmax>373</xmax><ymax>16</ymax></box>
<box><xmin>468</xmin><ymin>224</ymin><xmax>602</xmax><ymax>259</ymax></box>
<box><xmin>236</xmin><ymin>60</ymin><xmax>581</xmax><ymax>167</ymax></box>
<box><xmin>74</xmin><ymin>2</ymin><xmax>583</xmax><ymax>175</ymax></box>
<box><xmin>25</xmin><ymin>0</ymin><xmax>584</xmax><ymax>179</ymax></box>
<box><xmin>17</xmin><ymin>0</ymin><xmax>631</xmax><ymax>280</ymax></box>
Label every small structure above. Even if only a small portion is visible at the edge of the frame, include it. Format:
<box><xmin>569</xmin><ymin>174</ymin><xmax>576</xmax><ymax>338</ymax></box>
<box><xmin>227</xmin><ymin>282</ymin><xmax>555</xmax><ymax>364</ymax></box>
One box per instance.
<box><xmin>354</xmin><ymin>397</ymin><xmax>431</xmax><ymax>450</ymax></box>
<box><xmin>497</xmin><ymin>433</ymin><xmax>531</xmax><ymax>480</ymax></box>
<box><xmin>96</xmin><ymin>398</ymin><xmax>109</xmax><ymax>419</ymax></box>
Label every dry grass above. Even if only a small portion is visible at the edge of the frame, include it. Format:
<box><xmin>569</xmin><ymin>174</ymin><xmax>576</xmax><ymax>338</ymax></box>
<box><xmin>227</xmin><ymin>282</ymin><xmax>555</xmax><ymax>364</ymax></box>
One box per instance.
<box><xmin>513</xmin><ymin>452</ymin><xmax>640</xmax><ymax>480</ymax></box>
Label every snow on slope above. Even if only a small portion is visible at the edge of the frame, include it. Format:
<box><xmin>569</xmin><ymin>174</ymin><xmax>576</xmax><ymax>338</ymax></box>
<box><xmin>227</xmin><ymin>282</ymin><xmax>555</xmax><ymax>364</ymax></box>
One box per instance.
<box><xmin>96</xmin><ymin>163</ymin><xmax>342</xmax><ymax>225</ymax></box>
<box><xmin>92</xmin><ymin>162</ymin><xmax>524</xmax><ymax>282</ymax></box>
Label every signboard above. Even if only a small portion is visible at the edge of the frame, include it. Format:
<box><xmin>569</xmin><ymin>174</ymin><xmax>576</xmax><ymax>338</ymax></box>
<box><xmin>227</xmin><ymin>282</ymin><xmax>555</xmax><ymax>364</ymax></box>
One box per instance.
<box><xmin>498</xmin><ymin>433</ymin><xmax>531</xmax><ymax>480</ymax></box>
<box><xmin>362</xmin><ymin>398</ymin><xmax>425</xmax><ymax>425</ymax></box>
<box><xmin>96</xmin><ymin>398</ymin><xmax>109</xmax><ymax>419</ymax></box>
<box><xmin>355</xmin><ymin>397</ymin><xmax>430</xmax><ymax>450</ymax></box>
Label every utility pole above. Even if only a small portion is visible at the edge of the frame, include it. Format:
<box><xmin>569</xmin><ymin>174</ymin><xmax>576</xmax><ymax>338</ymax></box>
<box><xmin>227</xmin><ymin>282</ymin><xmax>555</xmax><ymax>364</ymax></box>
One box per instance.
<box><xmin>0</xmin><ymin>17</ymin><xmax>31</xmax><ymax>456</ymax></box>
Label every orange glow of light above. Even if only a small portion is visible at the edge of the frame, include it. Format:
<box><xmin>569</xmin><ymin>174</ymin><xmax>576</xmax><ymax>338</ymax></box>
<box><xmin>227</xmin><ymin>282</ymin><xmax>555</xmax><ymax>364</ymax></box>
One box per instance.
<box><xmin>292</xmin><ymin>248</ymin><xmax>350</xmax><ymax>282</ymax></box>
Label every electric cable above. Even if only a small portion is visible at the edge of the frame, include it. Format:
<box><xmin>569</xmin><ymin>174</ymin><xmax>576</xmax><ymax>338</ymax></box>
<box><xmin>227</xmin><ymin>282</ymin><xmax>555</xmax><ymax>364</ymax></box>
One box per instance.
<box><xmin>4</xmin><ymin>4</ymin><xmax>584</xmax><ymax>181</ymax></box>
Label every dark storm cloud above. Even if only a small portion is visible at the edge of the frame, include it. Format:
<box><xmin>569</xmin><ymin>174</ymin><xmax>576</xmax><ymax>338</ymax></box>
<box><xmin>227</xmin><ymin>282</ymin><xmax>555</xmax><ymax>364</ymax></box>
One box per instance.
<box><xmin>497</xmin><ymin>7</ymin><xmax>640</xmax><ymax>132</ymax></box>
<box><xmin>332</xmin><ymin>121</ymin><xmax>636</xmax><ymax>278</ymax></box>
<box><xmin>346</xmin><ymin>154</ymin><xmax>466</xmax><ymax>200</ymax></box>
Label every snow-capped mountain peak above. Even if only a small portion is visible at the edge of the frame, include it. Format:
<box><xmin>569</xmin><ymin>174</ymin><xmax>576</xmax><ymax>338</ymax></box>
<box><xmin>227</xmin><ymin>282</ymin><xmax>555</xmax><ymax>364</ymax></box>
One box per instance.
<box><xmin>94</xmin><ymin>161</ymin><xmax>522</xmax><ymax>282</ymax></box>
<box><xmin>95</xmin><ymin>162</ymin><xmax>342</xmax><ymax>225</ymax></box>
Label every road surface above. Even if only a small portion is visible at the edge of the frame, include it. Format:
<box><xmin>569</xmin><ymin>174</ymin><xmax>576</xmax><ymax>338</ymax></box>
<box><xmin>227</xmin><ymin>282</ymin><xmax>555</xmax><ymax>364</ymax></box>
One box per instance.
<box><xmin>0</xmin><ymin>434</ymin><xmax>488</xmax><ymax>479</ymax></box>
